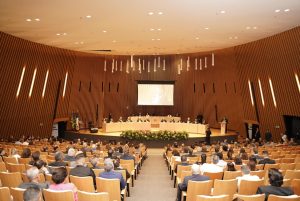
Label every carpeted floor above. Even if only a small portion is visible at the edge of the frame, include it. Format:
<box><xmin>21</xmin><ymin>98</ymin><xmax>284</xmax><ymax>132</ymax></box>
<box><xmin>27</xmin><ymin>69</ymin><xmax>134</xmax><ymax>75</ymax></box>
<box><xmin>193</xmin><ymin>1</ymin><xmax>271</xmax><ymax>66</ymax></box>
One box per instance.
<box><xmin>126</xmin><ymin>149</ymin><xmax>177</xmax><ymax>201</ymax></box>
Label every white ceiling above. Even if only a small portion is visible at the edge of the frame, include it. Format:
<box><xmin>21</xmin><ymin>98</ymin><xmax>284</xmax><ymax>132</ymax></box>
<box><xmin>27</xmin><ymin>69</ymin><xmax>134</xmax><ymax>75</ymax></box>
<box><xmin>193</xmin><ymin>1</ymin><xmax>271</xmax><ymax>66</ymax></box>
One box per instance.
<box><xmin>0</xmin><ymin>0</ymin><xmax>300</xmax><ymax>55</ymax></box>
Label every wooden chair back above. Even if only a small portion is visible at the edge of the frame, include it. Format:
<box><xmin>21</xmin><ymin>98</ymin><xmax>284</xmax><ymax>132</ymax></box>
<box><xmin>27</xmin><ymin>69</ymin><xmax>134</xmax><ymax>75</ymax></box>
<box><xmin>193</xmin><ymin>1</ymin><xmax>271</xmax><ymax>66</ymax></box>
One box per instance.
<box><xmin>3</xmin><ymin>157</ymin><xmax>18</xmax><ymax>164</ymax></box>
<box><xmin>93</xmin><ymin>168</ymin><xmax>105</xmax><ymax>177</ymax></box>
<box><xmin>0</xmin><ymin>162</ymin><xmax>7</xmax><ymax>172</ymax></box>
<box><xmin>180</xmin><ymin>170</ymin><xmax>192</xmax><ymax>183</ymax></box>
<box><xmin>236</xmin><ymin>194</ymin><xmax>265</xmax><ymax>201</ymax></box>
<box><xmin>96</xmin><ymin>177</ymin><xmax>121</xmax><ymax>201</ymax></box>
<box><xmin>223</xmin><ymin>171</ymin><xmax>242</xmax><ymax>180</ymax></box>
<box><xmin>282</xmin><ymin>179</ymin><xmax>292</xmax><ymax>187</ymax></box>
<box><xmin>18</xmin><ymin>158</ymin><xmax>31</xmax><ymax>165</ymax></box>
<box><xmin>77</xmin><ymin>191</ymin><xmax>109</xmax><ymax>201</ymax></box>
<box><xmin>188</xmin><ymin>157</ymin><xmax>199</xmax><ymax>164</ymax></box>
<box><xmin>177</xmin><ymin>165</ymin><xmax>192</xmax><ymax>179</ymax></box>
<box><xmin>6</xmin><ymin>163</ymin><xmax>26</xmax><ymax>173</ymax></box>
<box><xmin>268</xmin><ymin>195</ymin><xmax>300</xmax><ymax>201</ymax></box>
<box><xmin>213</xmin><ymin>179</ymin><xmax>237</xmax><ymax>199</ymax></box>
<box><xmin>281</xmin><ymin>158</ymin><xmax>295</xmax><ymax>163</ymax></box>
<box><xmin>250</xmin><ymin>170</ymin><xmax>266</xmax><ymax>179</ymax></box>
<box><xmin>10</xmin><ymin>187</ymin><xmax>25</xmax><ymax>201</ymax></box>
<box><xmin>238</xmin><ymin>179</ymin><xmax>264</xmax><ymax>195</ymax></box>
<box><xmin>120</xmin><ymin>159</ymin><xmax>134</xmax><ymax>174</ymax></box>
<box><xmin>115</xmin><ymin>169</ymin><xmax>127</xmax><ymax>182</ymax></box>
<box><xmin>43</xmin><ymin>189</ymin><xmax>75</xmax><ymax>201</ymax></box>
<box><xmin>203</xmin><ymin>172</ymin><xmax>224</xmax><ymax>185</ymax></box>
<box><xmin>186</xmin><ymin>180</ymin><xmax>213</xmax><ymax>201</ymax></box>
<box><xmin>0</xmin><ymin>187</ymin><xmax>11</xmax><ymax>201</ymax></box>
<box><xmin>285</xmin><ymin>170</ymin><xmax>300</xmax><ymax>180</ymax></box>
<box><xmin>0</xmin><ymin>172</ymin><xmax>22</xmax><ymax>188</ymax></box>
<box><xmin>69</xmin><ymin>175</ymin><xmax>95</xmax><ymax>192</ymax></box>
<box><xmin>264</xmin><ymin>164</ymin><xmax>280</xmax><ymax>170</ymax></box>
<box><xmin>256</xmin><ymin>164</ymin><xmax>264</xmax><ymax>170</ymax></box>
<box><xmin>292</xmin><ymin>179</ymin><xmax>300</xmax><ymax>195</ymax></box>
<box><xmin>295</xmin><ymin>163</ymin><xmax>300</xmax><ymax>170</ymax></box>
<box><xmin>280</xmin><ymin>163</ymin><xmax>296</xmax><ymax>170</ymax></box>
<box><xmin>196</xmin><ymin>195</ymin><xmax>230</xmax><ymax>201</ymax></box>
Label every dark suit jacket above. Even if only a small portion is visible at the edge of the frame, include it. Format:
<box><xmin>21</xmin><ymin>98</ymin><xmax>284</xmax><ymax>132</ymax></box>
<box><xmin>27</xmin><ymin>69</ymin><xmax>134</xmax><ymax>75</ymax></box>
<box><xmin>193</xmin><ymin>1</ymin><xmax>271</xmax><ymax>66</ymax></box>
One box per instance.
<box><xmin>179</xmin><ymin>174</ymin><xmax>210</xmax><ymax>191</ymax></box>
<box><xmin>70</xmin><ymin>165</ymin><xmax>96</xmax><ymax>185</ymax></box>
<box><xmin>258</xmin><ymin>158</ymin><xmax>275</xmax><ymax>165</ymax></box>
<box><xmin>257</xmin><ymin>185</ymin><xmax>294</xmax><ymax>201</ymax></box>
<box><xmin>48</xmin><ymin>161</ymin><xmax>68</xmax><ymax>167</ymax></box>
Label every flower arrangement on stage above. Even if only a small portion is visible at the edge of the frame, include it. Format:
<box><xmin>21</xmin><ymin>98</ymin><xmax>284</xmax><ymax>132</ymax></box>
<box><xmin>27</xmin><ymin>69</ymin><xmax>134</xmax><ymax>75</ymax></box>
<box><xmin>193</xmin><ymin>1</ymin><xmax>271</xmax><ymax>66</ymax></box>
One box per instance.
<box><xmin>120</xmin><ymin>130</ymin><xmax>188</xmax><ymax>141</ymax></box>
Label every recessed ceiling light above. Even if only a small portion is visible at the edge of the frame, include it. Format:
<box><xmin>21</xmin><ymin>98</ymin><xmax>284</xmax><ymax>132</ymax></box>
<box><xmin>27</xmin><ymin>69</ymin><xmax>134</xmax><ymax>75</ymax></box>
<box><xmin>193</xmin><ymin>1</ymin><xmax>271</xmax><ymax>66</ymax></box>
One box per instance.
<box><xmin>102</xmin><ymin>30</ymin><xmax>107</xmax><ymax>33</ymax></box>
<box><xmin>151</xmin><ymin>39</ymin><xmax>155</xmax><ymax>41</ymax></box>
<box><xmin>150</xmin><ymin>28</ymin><xmax>154</xmax><ymax>31</ymax></box>
<box><xmin>26</xmin><ymin>19</ymin><xmax>32</xmax><ymax>22</ymax></box>
<box><xmin>234</xmin><ymin>36</ymin><xmax>238</xmax><ymax>39</ymax></box>
<box><xmin>86</xmin><ymin>15</ymin><xmax>92</xmax><ymax>18</ymax></box>
<box><xmin>157</xmin><ymin>28</ymin><xmax>161</xmax><ymax>31</ymax></box>
<box><xmin>204</xmin><ymin>27</ymin><xmax>209</xmax><ymax>30</ymax></box>
<box><xmin>56</xmin><ymin>33</ymin><xmax>61</xmax><ymax>36</ymax></box>
<box><xmin>195</xmin><ymin>37</ymin><xmax>199</xmax><ymax>40</ymax></box>
<box><xmin>158</xmin><ymin>11</ymin><xmax>163</xmax><ymax>15</ymax></box>
<box><xmin>229</xmin><ymin>37</ymin><xmax>232</xmax><ymax>40</ymax></box>
<box><xmin>80</xmin><ymin>42</ymin><xmax>84</xmax><ymax>44</ymax></box>
<box><xmin>246</xmin><ymin>26</ymin><xmax>251</xmax><ymax>30</ymax></box>
<box><xmin>220</xmin><ymin>10</ymin><xmax>226</xmax><ymax>14</ymax></box>
<box><xmin>63</xmin><ymin>33</ymin><xmax>67</xmax><ymax>35</ymax></box>
<box><xmin>284</xmin><ymin>9</ymin><xmax>290</xmax><ymax>12</ymax></box>
<box><xmin>253</xmin><ymin>26</ymin><xmax>257</xmax><ymax>29</ymax></box>
<box><xmin>157</xmin><ymin>39</ymin><xmax>160</xmax><ymax>41</ymax></box>
<box><xmin>275</xmin><ymin>9</ymin><xmax>280</xmax><ymax>13</ymax></box>
<box><xmin>148</xmin><ymin>12</ymin><xmax>154</xmax><ymax>15</ymax></box>
<box><xmin>112</xmin><ymin>40</ymin><xmax>116</xmax><ymax>43</ymax></box>
<box><xmin>35</xmin><ymin>18</ymin><xmax>40</xmax><ymax>21</ymax></box>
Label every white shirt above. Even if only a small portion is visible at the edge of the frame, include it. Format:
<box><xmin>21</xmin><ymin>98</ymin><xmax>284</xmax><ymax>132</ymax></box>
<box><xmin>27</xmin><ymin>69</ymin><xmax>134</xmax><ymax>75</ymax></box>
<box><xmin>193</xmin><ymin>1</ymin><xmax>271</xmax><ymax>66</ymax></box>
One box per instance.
<box><xmin>217</xmin><ymin>160</ymin><xmax>227</xmax><ymax>168</ymax></box>
<box><xmin>237</xmin><ymin>174</ymin><xmax>260</xmax><ymax>187</ymax></box>
<box><xmin>200</xmin><ymin>163</ymin><xmax>223</xmax><ymax>174</ymax></box>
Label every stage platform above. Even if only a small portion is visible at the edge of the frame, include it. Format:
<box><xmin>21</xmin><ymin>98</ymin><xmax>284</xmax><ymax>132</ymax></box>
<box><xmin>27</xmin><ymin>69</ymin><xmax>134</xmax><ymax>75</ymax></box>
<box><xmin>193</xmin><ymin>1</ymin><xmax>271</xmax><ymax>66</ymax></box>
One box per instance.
<box><xmin>64</xmin><ymin>128</ymin><xmax>238</xmax><ymax>148</ymax></box>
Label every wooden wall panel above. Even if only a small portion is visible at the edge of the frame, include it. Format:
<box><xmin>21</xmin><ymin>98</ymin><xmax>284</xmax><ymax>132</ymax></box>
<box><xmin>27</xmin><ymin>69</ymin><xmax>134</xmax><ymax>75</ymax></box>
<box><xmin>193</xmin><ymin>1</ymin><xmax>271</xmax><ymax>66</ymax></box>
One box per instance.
<box><xmin>0</xmin><ymin>32</ymin><xmax>76</xmax><ymax>138</ymax></box>
<box><xmin>234</xmin><ymin>26</ymin><xmax>300</xmax><ymax>141</ymax></box>
<box><xmin>1</xmin><ymin>27</ymin><xmax>300</xmax><ymax>140</ymax></box>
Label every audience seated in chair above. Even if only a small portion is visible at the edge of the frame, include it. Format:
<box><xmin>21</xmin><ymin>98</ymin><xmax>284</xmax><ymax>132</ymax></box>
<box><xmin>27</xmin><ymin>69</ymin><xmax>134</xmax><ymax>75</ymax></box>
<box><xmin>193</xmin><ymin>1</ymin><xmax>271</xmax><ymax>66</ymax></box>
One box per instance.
<box><xmin>258</xmin><ymin>151</ymin><xmax>275</xmax><ymax>165</ymax></box>
<box><xmin>257</xmin><ymin>168</ymin><xmax>294</xmax><ymax>201</ymax></box>
<box><xmin>99</xmin><ymin>158</ymin><xmax>126</xmax><ymax>190</ymax></box>
<box><xmin>48</xmin><ymin>152</ymin><xmax>68</xmax><ymax>167</ymax></box>
<box><xmin>23</xmin><ymin>186</ymin><xmax>42</xmax><ymax>201</ymax></box>
<box><xmin>70</xmin><ymin>152</ymin><xmax>96</xmax><ymax>186</ymax></box>
<box><xmin>237</xmin><ymin>165</ymin><xmax>260</xmax><ymax>188</ymax></box>
<box><xmin>64</xmin><ymin>148</ymin><xmax>76</xmax><ymax>167</ymax></box>
<box><xmin>18</xmin><ymin>167</ymin><xmax>49</xmax><ymax>190</ymax></box>
<box><xmin>49</xmin><ymin>167</ymin><xmax>78</xmax><ymax>201</ymax></box>
<box><xmin>176</xmin><ymin>164</ymin><xmax>210</xmax><ymax>201</ymax></box>
<box><xmin>200</xmin><ymin>154</ymin><xmax>224</xmax><ymax>174</ymax></box>
<box><xmin>175</xmin><ymin>155</ymin><xmax>189</xmax><ymax>173</ymax></box>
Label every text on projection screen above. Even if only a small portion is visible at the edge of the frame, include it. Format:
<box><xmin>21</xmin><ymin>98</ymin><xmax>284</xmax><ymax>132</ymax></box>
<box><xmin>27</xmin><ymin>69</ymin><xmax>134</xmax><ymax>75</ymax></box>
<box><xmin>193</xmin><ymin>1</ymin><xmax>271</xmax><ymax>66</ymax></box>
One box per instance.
<box><xmin>138</xmin><ymin>84</ymin><xmax>174</xmax><ymax>106</ymax></box>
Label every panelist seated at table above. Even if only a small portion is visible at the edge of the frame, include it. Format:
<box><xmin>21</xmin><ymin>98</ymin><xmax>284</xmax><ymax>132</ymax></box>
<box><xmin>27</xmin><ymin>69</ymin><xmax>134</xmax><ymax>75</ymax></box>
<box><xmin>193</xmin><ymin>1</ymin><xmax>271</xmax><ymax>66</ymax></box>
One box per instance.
<box><xmin>144</xmin><ymin>118</ymin><xmax>150</xmax><ymax>122</ymax></box>
<box><xmin>137</xmin><ymin>117</ymin><xmax>143</xmax><ymax>122</ymax></box>
<box><xmin>170</xmin><ymin>118</ymin><xmax>176</xmax><ymax>123</ymax></box>
<box><xmin>186</xmin><ymin>117</ymin><xmax>190</xmax><ymax>123</ymax></box>
<box><xmin>118</xmin><ymin>117</ymin><xmax>123</xmax><ymax>122</ymax></box>
<box><xmin>126</xmin><ymin>117</ymin><xmax>133</xmax><ymax>122</ymax></box>
<box><xmin>161</xmin><ymin>118</ymin><xmax>167</xmax><ymax>122</ymax></box>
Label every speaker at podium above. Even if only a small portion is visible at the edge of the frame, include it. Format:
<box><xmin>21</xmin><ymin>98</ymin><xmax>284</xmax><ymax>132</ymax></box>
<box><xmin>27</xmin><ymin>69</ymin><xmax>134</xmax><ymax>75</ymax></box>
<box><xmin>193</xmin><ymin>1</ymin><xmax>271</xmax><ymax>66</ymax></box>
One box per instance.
<box><xmin>220</xmin><ymin>117</ymin><xmax>228</xmax><ymax>135</ymax></box>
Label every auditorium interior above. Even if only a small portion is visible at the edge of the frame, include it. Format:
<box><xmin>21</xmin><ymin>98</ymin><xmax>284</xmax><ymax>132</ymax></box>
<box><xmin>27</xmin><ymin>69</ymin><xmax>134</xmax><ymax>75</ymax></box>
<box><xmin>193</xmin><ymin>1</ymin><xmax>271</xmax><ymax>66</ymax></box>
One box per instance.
<box><xmin>1</xmin><ymin>1</ymin><xmax>300</xmax><ymax>201</ymax></box>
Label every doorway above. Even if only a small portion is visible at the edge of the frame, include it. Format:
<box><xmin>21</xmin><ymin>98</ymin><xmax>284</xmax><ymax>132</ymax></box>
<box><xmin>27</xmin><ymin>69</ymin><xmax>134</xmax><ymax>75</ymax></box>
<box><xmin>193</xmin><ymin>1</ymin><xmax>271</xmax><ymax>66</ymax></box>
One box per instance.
<box><xmin>283</xmin><ymin>115</ymin><xmax>300</xmax><ymax>141</ymax></box>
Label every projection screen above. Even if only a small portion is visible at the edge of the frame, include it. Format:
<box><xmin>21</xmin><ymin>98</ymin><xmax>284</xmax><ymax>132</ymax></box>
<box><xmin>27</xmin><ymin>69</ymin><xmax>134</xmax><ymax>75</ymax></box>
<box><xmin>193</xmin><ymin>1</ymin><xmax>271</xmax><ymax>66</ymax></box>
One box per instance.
<box><xmin>137</xmin><ymin>82</ymin><xmax>174</xmax><ymax>106</ymax></box>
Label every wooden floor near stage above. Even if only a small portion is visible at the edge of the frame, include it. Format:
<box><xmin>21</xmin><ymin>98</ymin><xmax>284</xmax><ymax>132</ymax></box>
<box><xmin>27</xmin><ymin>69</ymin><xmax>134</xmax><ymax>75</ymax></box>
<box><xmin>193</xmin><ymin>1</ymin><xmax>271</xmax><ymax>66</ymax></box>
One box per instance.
<box><xmin>64</xmin><ymin>128</ymin><xmax>238</xmax><ymax>148</ymax></box>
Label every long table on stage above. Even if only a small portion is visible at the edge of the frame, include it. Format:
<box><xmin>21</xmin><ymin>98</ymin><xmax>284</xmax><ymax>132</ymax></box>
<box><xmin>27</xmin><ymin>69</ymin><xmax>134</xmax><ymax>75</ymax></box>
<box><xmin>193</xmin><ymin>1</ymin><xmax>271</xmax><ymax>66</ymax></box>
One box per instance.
<box><xmin>129</xmin><ymin>116</ymin><xmax>181</xmax><ymax>124</ymax></box>
<box><xmin>103</xmin><ymin>121</ymin><xmax>208</xmax><ymax>134</ymax></box>
<box><xmin>159</xmin><ymin>122</ymin><xmax>208</xmax><ymax>134</ymax></box>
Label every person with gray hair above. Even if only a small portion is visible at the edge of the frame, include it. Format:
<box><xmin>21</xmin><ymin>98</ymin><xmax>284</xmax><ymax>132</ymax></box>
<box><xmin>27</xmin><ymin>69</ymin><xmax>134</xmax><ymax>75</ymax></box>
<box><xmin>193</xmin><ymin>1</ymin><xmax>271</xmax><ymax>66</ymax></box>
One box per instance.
<box><xmin>99</xmin><ymin>158</ymin><xmax>126</xmax><ymax>190</ymax></box>
<box><xmin>23</xmin><ymin>186</ymin><xmax>42</xmax><ymax>201</ymax></box>
<box><xmin>64</xmin><ymin>148</ymin><xmax>76</xmax><ymax>163</ymax></box>
<box><xmin>176</xmin><ymin>164</ymin><xmax>209</xmax><ymax>201</ymax></box>
<box><xmin>200</xmin><ymin>154</ymin><xmax>223</xmax><ymax>174</ymax></box>
<box><xmin>18</xmin><ymin>167</ymin><xmax>49</xmax><ymax>189</ymax></box>
<box><xmin>236</xmin><ymin>165</ymin><xmax>260</xmax><ymax>188</ymax></box>
<box><xmin>48</xmin><ymin>151</ymin><xmax>68</xmax><ymax>167</ymax></box>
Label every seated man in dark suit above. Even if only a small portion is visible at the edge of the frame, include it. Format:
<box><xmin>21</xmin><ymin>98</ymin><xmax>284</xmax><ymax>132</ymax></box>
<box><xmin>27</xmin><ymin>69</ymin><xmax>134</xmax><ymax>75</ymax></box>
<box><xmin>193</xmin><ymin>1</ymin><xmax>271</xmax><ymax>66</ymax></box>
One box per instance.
<box><xmin>258</xmin><ymin>151</ymin><xmax>275</xmax><ymax>165</ymax></box>
<box><xmin>120</xmin><ymin>149</ymin><xmax>135</xmax><ymax>164</ymax></box>
<box><xmin>70</xmin><ymin>152</ymin><xmax>96</xmax><ymax>186</ymax></box>
<box><xmin>176</xmin><ymin>164</ymin><xmax>210</xmax><ymax>201</ymax></box>
<box><xmin>257</xmin><ymin>168</ymin><xmax>293</xmax><ymax>200</ymax></box>
<box><xmin>175</xmin><ymin>155</ymin><xmax>189</xmax><ymax>173</ymax></box>
<box><xmin>99</xmin><ymin>158</ymin><xmax>126</xmax><ymax>190</ymax></box>
<box><xmin>48</xmin><ymin>151</ymin><xmax>68</xmax><ymax>167</ymax></box>
<box><xmin>251</xmin><ymin>147</ymin><xmax>263</xmax><ymax>160</ymax></box>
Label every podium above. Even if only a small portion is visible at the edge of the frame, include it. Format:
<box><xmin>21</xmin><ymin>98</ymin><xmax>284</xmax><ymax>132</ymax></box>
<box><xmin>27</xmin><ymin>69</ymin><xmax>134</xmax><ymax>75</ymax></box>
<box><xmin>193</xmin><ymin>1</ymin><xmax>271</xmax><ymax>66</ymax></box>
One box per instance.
<box><xmin>220</xmin><ymin>121</ymin><xmax>227</xmax><ymax>135</ymax></box>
